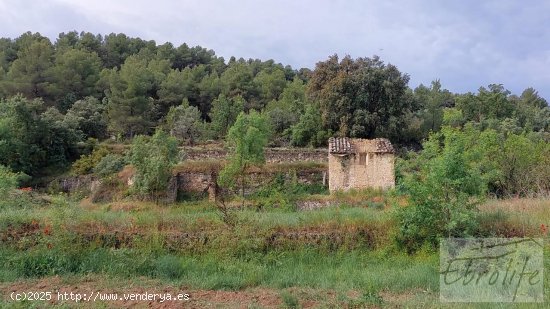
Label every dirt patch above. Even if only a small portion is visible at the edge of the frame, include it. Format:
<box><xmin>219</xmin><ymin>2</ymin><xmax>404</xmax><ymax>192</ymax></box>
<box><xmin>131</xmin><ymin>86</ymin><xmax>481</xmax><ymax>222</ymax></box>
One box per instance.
<box><xmin>0</xmin><ymin>276</ymin><xmax>435</xmax><ymax>308</ymax></box>
<box><xmin>0</xmin><ymin>277</ymin><xmax>284</xmax><ymax>308</ymax></box>
<box><xmin>379</xmin><ymin>289</ymin><xmax>417</xmax><ymax>303</ymax></box>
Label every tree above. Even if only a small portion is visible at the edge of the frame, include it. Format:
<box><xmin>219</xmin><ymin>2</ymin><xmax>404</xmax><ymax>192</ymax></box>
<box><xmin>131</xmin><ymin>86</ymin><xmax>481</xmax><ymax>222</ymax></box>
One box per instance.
<box><xmin>511</xmin><ymin>88</ymin><xmax>550</xmax><ymax>132</ymax></box>
<box><xmin>218</xmin><ymin>111</ymin><xmax>270</xmax><ymax>201</ymax></box>
<box><xmin>156</xmin><ymin>68</ymin><xmax>194</xmax><ymax>116</ymax></box>
<box><xmin>54</xmin><ymin>31</ymin><xmax>80</xmax><ymax>52</ymax></box>
<box><xmin>165</xmin><ymin>99</ymin><xmax>203</xmax><ymax>145</ymax></box>
<box><xmin>106</xmin><ymin>55</ymin><xmax>155</xmax><ymax>138</ymax></box>
<box><xmin>197</xmin><ymin>71</ymin><xmax>222</xmax><ymax>118</ymax></box>
<box><xmin>495</xmin><ymin>134</ymin><xmax>550</xmax><ymax>196</ymax></box>
<box><xmin>208</xmin><ymin>94</ymin><xmax>245</xmax><ymax>139</ymax></box>
<box><xmin>129</xmin><ymin>130</ymin><xmax>178</xmax><ymax>202</ymax></box>
<box><xmin>0</xmin><ymin>96</ymin><xmax>81</xmax><ymax>176</ymax></box>
<box><xmin>146</xmin><ymin>58</ymin><xmax>171</xmax><ymax>95</ymax></box>
<box><xmin>64</xmin><ymin>96</ymin><xmax>107</xmax><ymax>139</ymax></box>
<box><xmin>413</xmin><ymin>80</ymin><xmax>454</xmax><ymax>137</ymax></box>
<box><xmin>263</xmin><ymin>77</ymin><xmax>309</xmax><ymax>142</ymax></box>
<box><xmin>2</xmin><ymin>40</ymin><xmax>54</xmax><ymax>99</ymax></box>
<box><xmin>75</xmin><ymin>32</ymin><xmax>105</xmax><ymax>57</ymax></box>
<box><xmin>45</xmin><ymin>48</ymin><xmax>102</xmax><ymax>110</ymax></box>
<box><xmin>102</xmin><ymin>33</ymin><xmax>146</xmax><ymax>68</ymax></box>
<box><xmin>307</xmin><ymin>55</ymin><xmax>413</xmax><ymax>141</ymax></box>
<box><xmin>220</xmin><ymin>62</ymin><xmax>257</xmax><ymax>109</ymax></box>
<box><xmin>456</xmin><ymin>84</ymin><xmax>514</xmax><ymax>123</ymax></box>
<box><xmin>290</xmin><ymin>104</ymin><xmax>329</xmax><ymax>147</ymax></box>
<box><xmin>278</xmin><ymin>77</ymin><xmax>308</xmax><ymax>115</ymax></box>
<box><xmin>265</xmin><ymin>101</ymin><xmax>297</xmax><ymax>144</ymax></box>
<box><xmin>172</xmin><ymin>43</ymin><xmax>216</xmax><ymax>70</ymax></box>
<box><xmin>253</xmin><ymin>67</ymin><xmax>287</xmax><ymax>108</ymax></box>
<box><xmin>0</xmin><ymin>38</ymin><xmax>17</xmax><ymax>68</ymax></box>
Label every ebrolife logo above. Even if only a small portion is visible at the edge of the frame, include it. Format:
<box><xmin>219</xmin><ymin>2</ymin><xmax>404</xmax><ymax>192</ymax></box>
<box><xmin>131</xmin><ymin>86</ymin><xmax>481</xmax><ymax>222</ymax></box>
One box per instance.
<box><xmin>440</xmin><ymin>238</ymin><xmax>543</xmax><ymax>302</ymax></box>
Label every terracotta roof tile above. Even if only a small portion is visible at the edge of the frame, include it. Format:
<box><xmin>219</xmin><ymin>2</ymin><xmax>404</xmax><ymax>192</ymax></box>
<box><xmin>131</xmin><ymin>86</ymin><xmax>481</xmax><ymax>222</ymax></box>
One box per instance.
<box><xmin>372</xmin><ymin>138</ymin><xmax>394</xmax><ymax>153</ymax></box>
<box><xmin>328</xmin><ymin>137</ymin><xmax>354</xmax><ymax>154</ymax></box>
<box><xmin>328</xmin><ymin>137</ymin><xmax>394</xmax><ymax>154</ymax></box>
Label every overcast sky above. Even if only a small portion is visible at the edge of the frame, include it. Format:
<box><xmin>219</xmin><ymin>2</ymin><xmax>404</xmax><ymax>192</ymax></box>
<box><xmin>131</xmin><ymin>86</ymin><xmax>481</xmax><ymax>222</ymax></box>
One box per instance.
<box><xmin>2</xmin><ymin>0</ymin><xmax>550</xmax><ymax>100</ymax></box>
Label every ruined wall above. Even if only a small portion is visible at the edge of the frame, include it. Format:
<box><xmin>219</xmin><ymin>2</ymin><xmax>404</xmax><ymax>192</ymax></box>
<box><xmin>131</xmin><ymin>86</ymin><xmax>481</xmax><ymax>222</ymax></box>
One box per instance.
<box><xmin>348</xmin><ymin>153</ymin><xmax>395</xmax><ymax>190</ymax></box>
<box><xmin>365</xmin><ymin>153</ymin><xmax>395</xmax><ymax>189</ymax></box>
<box><xmin>56</xmin><ymin>162</ymin><xmax>327</xmax><ymax>203</ymax></box>
<box><xmin>177</xmin><ymin>169</ymin><xmax>326</xmax><ymax>200</ymax></box>
<box><xmin>328</xmin><ymin>154</ymin><xmax>351</xmax><ymax>191</ymax></box>
<box><xmin>184</xmin><ymin>147</ymin><xmax>328</xmax><ymax>163</ymax></box>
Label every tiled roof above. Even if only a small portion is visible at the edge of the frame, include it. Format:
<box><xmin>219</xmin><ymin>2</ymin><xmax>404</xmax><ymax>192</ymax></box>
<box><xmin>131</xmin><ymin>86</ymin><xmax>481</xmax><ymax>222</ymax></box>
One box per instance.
<box><xmin>372</xmin><ymin>138</ymin><xmax>394</xmax><ymax>153</ymax></box>
<box><xmin>328</xmin><ymin>137</ymin><xmax>354</xmax><ymax>154</ymax></box>
<box><xmin>328</xmin><ymin>137</ymin><xmax>394</xmax><ymax>154</ymax></box>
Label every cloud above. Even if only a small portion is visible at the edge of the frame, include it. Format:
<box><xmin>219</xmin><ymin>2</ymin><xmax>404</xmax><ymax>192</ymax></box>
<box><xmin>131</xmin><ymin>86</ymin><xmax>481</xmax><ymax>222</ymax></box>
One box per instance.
<box><xmin>1</xmin><ymin>0</ymin><xmax>549</xmax><ymax>100</ymax></box>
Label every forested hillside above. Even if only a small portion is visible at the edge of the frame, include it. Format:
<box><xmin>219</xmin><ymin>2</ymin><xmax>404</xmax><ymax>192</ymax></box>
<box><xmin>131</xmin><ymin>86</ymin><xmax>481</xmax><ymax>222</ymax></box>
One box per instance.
<box><xmin>0</xmin><ymin>31</ymin><xmax>549</xmax><ymax>186</ymax></box>
<box><xmin>1</xmin><ymin>31</ymin><xmax>550</xmax><ymax>307</ymax></box>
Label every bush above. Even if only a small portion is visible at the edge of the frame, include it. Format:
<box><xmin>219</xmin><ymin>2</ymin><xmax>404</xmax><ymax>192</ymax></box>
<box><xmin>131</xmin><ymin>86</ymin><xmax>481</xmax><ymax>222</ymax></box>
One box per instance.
<box><xmin>71</xmin><ymin>146</ymin><xmax>109</xmax><ymax>175</ymax></box>
<box><xmin>253</xmin><ymin>173</ymin><xmax>298</xmax><ymax>211</ymax></box>
<box><xmin>396</xmin><ymin>128</ymin><xmax>485</xmax><ymax>253</ymax></box>
<box><xmin>0</xmin><ymin>165</ymin><xmax>18</xmax><ymax>197</ymax></box>
<box><xmin>0</xmin><ymin>165</ymin><xmax>31</xmax><ymax>209</ymax></box>
<box><xmin>93</xmin><ymin>154</ymin><xmax>126</xmax><ymax>178</ymax></box>
<box><xmin>129</xmin><ymin>130</ymin><xmax>178</xmax><ymax>201</ymax></box>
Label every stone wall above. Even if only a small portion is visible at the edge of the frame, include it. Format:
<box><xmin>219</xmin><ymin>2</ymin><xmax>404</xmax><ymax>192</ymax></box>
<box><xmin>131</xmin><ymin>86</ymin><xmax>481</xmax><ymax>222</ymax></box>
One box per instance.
<box><xmin>365</xmin><ymin>153</ymin><xmax>395</xmax><ymax>189</ymax></box>
<box><xmin>54</xmin><ymin>163</ymin><xmax>327</xmax><ymax>203</ymax></box>
<box><xmin>53</xmin><ymin>147</ymin><xmax>330</xmax><ymax>203</ymax></box>
<box><xmin>176</xmin><ymin>169</ymin><xmax>327</xmax><ymax>201</ymax></box>
<box><xmin>183</xmin><ymin>147</ymin><xmax>328</xmax><ymax>163</ymax></box>
<box><xmin>328</xmin><ymin>138</ymin><xmax>395</xmax><ymax>192</ymax></box>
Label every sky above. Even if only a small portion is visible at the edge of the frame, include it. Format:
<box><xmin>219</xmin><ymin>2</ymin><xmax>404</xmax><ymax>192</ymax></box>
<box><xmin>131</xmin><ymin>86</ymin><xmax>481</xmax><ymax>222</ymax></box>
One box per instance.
<box><xmin>1</xmin><ymin>0</ymin><xmax>550</xmax><ymax>100</ymax></box>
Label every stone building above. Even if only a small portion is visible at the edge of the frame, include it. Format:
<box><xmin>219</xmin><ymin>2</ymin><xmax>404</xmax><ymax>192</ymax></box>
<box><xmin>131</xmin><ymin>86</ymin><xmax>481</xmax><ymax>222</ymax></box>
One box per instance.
<box><xmin>328</xmin><ymin>137</ymin><xmax>395</xmax><ymax>192</ymax></box>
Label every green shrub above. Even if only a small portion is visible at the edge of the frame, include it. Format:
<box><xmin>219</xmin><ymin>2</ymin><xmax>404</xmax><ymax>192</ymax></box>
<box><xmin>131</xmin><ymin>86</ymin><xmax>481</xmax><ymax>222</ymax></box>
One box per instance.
<box><xmin>71</xmin><ymin>146</ymin><xmax>110</xmax><ymax>175</ymax></box>
<box><xmin>253</xmin><ymin>173</ymin><xmax>295</xmax><ymax>211</ymax></box>
<box><xmin>0</xmin><ymin>165</ymin><xmax>18</xmax><ymax>199</ymax></box>
<box><xmin>396</xmin><ymin>128</ymin><xmax>485</xmax><ymax>253</ymax></box>
<box><xmin>93</xmin><ymin>154</ymin><xmax>126</xmax><ymax>178</ymax></box>
<box><xmin>0</xmin><ymin>165</ymin><xmax>33</xmax><ymax>209</ymax></box>
<box><xmin>129</xmin><ymin>130</ymin><xmax>178</xmax><ymax>201</ymax></box>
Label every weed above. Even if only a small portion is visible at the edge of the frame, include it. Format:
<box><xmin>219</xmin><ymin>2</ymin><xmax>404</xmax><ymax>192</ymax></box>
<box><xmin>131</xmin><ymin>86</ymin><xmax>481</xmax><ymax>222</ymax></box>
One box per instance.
<box><xmin>280</xmin><ymin>291</ymin><xmax>301</xmax><ymax>308</ymax></box>
<box><xmin>154</xmin><ymin>255</ymin><xmax>183</xmax><ymax>279</ymax></box>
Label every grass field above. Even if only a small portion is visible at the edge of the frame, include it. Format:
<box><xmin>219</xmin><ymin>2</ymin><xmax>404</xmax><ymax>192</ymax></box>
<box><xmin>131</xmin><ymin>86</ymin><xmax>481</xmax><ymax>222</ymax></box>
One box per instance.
<box><xmin>0</xmin><ymin>192</ymin><xmax>549</xmax><ymax>308</ymax></box>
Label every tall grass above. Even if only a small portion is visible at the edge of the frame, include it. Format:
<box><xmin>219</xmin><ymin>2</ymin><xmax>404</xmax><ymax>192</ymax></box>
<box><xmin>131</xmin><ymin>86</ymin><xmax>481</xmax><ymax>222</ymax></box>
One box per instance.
<box><xmin>2</xmin><ymin>194</ymin><xmax>549</xmax><ymax>307</ymax></box>
<box><xmin>0</xmin><ymin>247</ymin><xmax>439</xmax><ymax>293</ymax></box>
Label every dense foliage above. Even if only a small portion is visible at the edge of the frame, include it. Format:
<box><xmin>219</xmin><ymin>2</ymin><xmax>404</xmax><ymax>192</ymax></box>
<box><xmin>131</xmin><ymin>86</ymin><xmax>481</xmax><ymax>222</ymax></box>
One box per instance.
<box><xmin>396</xmin><ymin>128</ymin><xmax>487</xmax><ymax>252</ymax></box>
<box><xmin>129</xmin><ymin>130</ymin><xmax>178</xmax><ymax>201</ymax></box>
<box><xmin>218</xmin><ymin>111</ymin><xmax>270</xmax><ymax>198</ymax></box>
<box><xmin>0</xmin><ymin>31</ymin><xmax>548</xmax><ymax>193</ymax></box>
<box><xmin>307</xmin><ymin>55</ymin><xmax>414</xmax><ymax>141</ymax></box>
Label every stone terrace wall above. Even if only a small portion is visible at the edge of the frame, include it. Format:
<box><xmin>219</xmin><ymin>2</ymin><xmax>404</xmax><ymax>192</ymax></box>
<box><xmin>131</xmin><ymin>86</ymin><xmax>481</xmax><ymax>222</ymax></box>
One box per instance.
<box><xmin>106</xmin><ymin>144</ymin><xmax>329</xmax><ymax>163</ymax></box>
<box><xmin>176</xmin><ymin>168</ymin><xmax>327</xmax><ymax>200</ymax></box>
<box><xmin>183</xmin><ymin>147</ymin><xmax>328</xmax><ymax>163</ymax></box>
